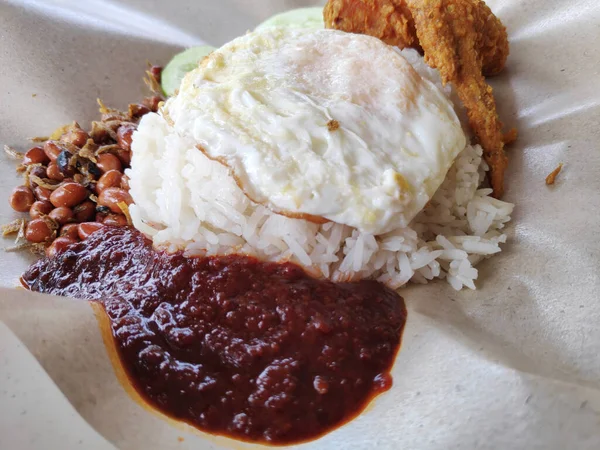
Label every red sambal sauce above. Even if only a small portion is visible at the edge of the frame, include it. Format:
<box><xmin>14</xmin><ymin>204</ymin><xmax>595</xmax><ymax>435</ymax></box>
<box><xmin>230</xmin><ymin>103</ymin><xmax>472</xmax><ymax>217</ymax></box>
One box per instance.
<box><xmin>22</xmin><ymin>226</ymin><xmax>407</xmax><ymax>445</ymax></box>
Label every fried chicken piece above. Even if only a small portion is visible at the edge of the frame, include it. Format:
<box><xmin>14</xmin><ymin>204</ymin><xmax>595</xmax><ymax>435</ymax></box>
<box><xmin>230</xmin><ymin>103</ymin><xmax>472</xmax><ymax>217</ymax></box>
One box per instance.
<box><xmin>324</xmin><ymin>0</ymin><xmax>508</xmax><ymax>75</ymax></box>
<box><xmin>324</xmin><ymin>0</ymin><xmax>510</xmax><ymax>198</ymax></box>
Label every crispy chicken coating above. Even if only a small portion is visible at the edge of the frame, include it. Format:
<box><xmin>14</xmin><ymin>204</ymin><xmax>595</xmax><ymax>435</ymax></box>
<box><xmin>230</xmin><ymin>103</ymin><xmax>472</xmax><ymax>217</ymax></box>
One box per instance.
<box><xmin>324</xmin><ymin>0</ymin><xmax>508</xmax><ymax>75</ymax></box>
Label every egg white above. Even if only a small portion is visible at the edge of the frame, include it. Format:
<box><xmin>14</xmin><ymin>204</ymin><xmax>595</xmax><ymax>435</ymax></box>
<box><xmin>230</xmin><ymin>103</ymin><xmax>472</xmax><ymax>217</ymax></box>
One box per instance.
<box><xmin>165</xmin><ymin>27</ymin><xmax>466</xmax><ymax>235</ymax></box>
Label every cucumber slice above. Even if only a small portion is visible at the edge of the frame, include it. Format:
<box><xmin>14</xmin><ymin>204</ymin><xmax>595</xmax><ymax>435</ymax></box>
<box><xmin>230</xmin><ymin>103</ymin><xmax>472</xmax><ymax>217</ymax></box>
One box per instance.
<box><xmin>256</xmin><ymin>7</ymin><xmax>324</xmax><ymax>31</ymax></box>
<box><xmin>161</xmin><ymin>45</ymin><xmax>216</xmax><ymax>97</ymax></box>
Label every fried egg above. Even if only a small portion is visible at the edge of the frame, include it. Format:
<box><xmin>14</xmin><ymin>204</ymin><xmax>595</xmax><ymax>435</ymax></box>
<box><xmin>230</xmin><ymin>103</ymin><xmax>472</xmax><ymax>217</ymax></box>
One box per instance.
<box><xmin>166</xmin><ymin>27</ymin><xmax>466</xmax><ymax>235</ymax></box>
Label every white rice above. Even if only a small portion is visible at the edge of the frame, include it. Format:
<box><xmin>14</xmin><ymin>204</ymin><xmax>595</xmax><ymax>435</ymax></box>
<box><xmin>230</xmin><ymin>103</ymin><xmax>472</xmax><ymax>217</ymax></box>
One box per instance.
<box><xmin>126</xmin><ymin>49</ymin><xmax>514</xmax><ymax>290</ymax></box>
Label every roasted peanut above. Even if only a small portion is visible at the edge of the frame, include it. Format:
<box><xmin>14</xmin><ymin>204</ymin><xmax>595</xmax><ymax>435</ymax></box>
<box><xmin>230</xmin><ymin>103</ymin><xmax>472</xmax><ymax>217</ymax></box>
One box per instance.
<box><xmin>46</xmin><ymin>237</ymin><xmax>77</xmax><ymax>258</ymax></box>
<box><xmin>34</xmin><ymin>186</ymin><xmax>52</xmax><ymax>202</ymax></box>
<box><xmin>23</xmin><ymin>146</ymin><xmax>50</xmax><ymax>165</ymax></box>
<box><xmin>61</xmin><ymin>128</ymin><xmax>89</xmax><ymax>147</ymax></box>
<box><xmin>96</xmin><ymin>170</ymin><xmax>123</xmax><ymax>192</ymax></box>
<box><xmin>120</xmin><ymin>174</ymin><xmax>130</xmax><ymax>191</ymax></box>
<box><xmin>59</xmin><ymin>223</ymin><xmax>80</xmax><ymax>240</ymax></box>
<box><xmin>129</xmin><ymin>103</ymin><xmax>151</xmax><ymax>118</ymax></box>
<box><xmin>73</xmin><ymin>200</ymin><xmax>96</xmax><ymax>222</ymax></box>
<box><xmin>77</xmin><ymin>222</ymin><xmax>105</xmax><ymax>240</ymax></box>
<box><xmin>116</xmin><ymin>124</ymin><xmax>135</xmax><ymax>152</ymax></box>
<box><xmin>97</xmin><ymin>187</ymin><xmax>132</xmax><ymax>214</ymax></box>
<box><xmin>43</xmin><ymin>141</ymin><xmax>62</xmax><ymax>162</ymax></box>
<box><xmin>49</xmin><ymin>206</ymin><xmax>74</xmax><ymax>225</ymax></box>
<box><xmin>102</xmin><ymin>214</ymin><xmax>128</xmax><ymax>226</ymax></box>
<box><xmin>25</xmin><ymin>219</ymin><xmax>53</xmax><ymax>243</ymax></box>
<box><xmin>97</xmin><ymin>153</ymin><xmax>122</xmax><ymax>174</ymax></box>
<box><xmin>29</xmin><ymin>200</ymin><xmax>53</xmax><ymax>219</ymax></box>
<box><xmin>47</xmin><ymin>162</ymin><xmax>65</xmax><ymax>181</ymax></box>
<box><xmin>49</xmin><ymin>182</ymin><xmax>88</xmax><ymax>208</ymax></box>
<box><xmin>10</xmin><ymin>186</ymin><xmax>35</xmax><ymax>212</ymax></box>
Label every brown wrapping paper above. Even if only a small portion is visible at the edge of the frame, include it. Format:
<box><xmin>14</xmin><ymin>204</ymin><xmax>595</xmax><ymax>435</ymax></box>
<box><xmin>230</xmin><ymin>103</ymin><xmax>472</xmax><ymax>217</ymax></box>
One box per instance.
<box><xmin>1</xmin><ymin>0</ymin><xmax>599</xmax><ymax>448</ymax></box>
